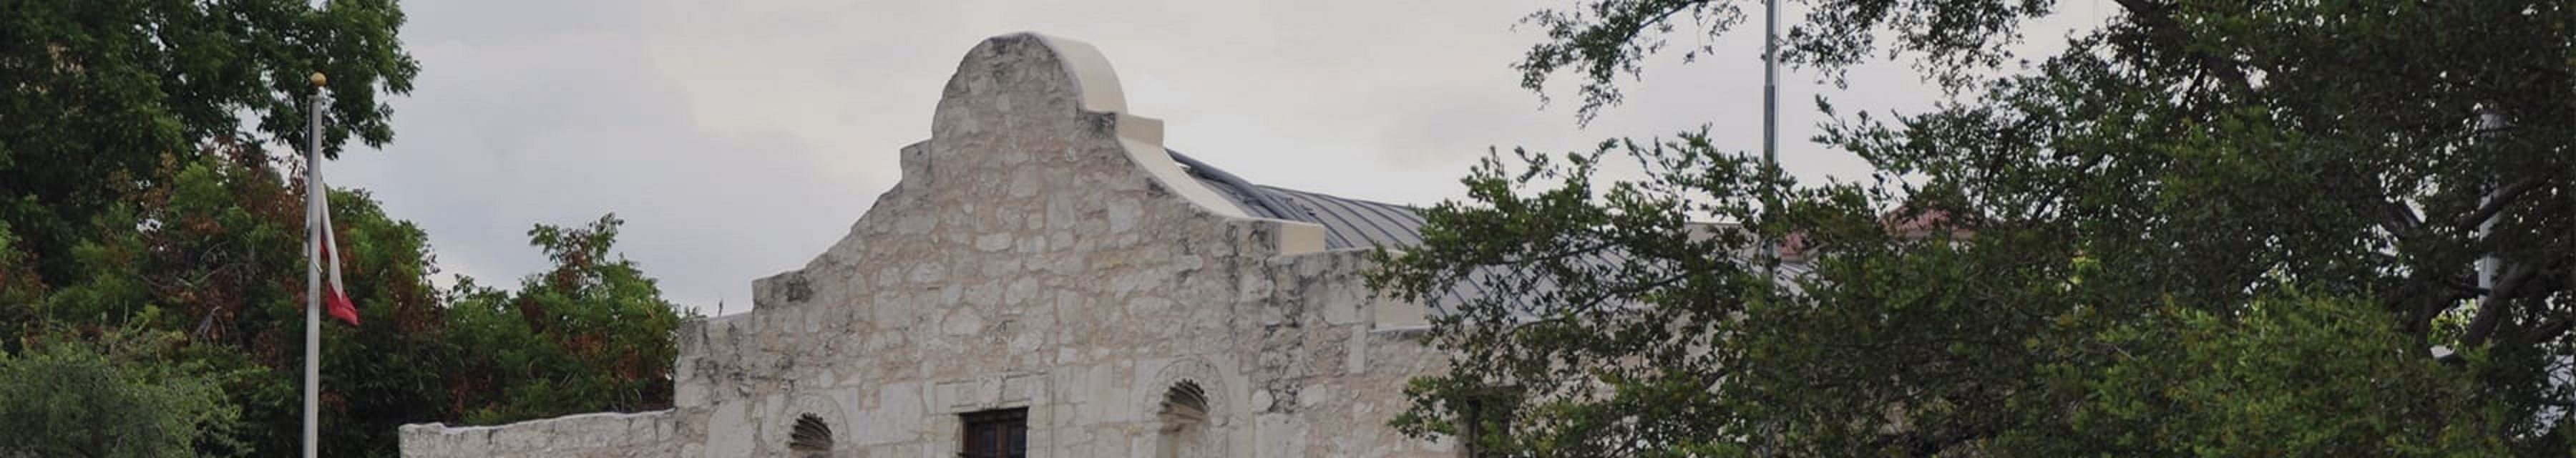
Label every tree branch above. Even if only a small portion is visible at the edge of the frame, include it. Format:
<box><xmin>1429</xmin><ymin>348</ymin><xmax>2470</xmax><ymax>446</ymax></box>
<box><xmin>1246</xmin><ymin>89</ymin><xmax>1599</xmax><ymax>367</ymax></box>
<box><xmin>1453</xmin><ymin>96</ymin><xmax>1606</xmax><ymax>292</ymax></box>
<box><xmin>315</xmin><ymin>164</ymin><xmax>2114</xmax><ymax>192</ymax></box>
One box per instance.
<box><xmin>2401</xmin><ymin>272</ymin><xmax>2483</xmax><ymax>336</ymax></box>
<box><xmin>2460</xmin><ymin>263</ymin><xmax>2539</xmax><ymax>346</ymax></box>
<box><xmin>2111</xmin><ymin>0</ymin><xmax>2255</xmax><ymax>97</ymax></box>
<box><xmin>2520</xmin><ymin>318</ymin><xmax>2575</xmax><ymax>347</ymax></box>
<box><xmin>1482</xmin><ymin>240</ymin><xmax>1619</xmax><ymax>267</ymax></box>
<box><xmin>2456</xmin><ymin>177</ymin><xmax>2544</xmax><ymax>230</ymax></box>
<box><xmin>2380</xmin><ymin>198</ymin><xmax>2420</xmax><ymax>233</ymax></box>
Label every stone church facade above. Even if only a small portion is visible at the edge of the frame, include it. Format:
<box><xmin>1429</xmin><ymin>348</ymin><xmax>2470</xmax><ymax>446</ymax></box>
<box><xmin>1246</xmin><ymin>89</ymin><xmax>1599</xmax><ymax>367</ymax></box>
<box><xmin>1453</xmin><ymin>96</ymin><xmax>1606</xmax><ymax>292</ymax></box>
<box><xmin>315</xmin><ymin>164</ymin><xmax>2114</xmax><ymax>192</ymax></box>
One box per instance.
<box><xmin>398</xmin><ymin>33</ymin><xmax>1463</xmax><ymax>457</ymax></box>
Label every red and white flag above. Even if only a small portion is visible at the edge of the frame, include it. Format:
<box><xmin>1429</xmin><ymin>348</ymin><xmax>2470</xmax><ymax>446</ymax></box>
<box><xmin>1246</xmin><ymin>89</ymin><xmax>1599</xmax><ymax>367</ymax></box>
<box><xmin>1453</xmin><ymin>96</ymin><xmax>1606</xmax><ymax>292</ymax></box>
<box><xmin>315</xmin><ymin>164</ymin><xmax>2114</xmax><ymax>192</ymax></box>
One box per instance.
<box><xmin>311</xmin><ymin>172</ymin><xmax>360</xmax><ymax>326</ymax></box>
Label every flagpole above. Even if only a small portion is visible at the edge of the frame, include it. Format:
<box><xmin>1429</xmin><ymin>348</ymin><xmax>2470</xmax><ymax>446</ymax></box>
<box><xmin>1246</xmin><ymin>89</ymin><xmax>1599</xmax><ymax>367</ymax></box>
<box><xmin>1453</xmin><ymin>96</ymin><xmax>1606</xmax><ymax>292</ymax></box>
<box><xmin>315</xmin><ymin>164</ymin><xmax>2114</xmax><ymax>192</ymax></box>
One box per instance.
<box><xmin>303</xmin><ymin>71</ymin><xmax>326</xmax><ymax>458</ymax></box>
<box><xmin>1762</xmin><ymin>0</ymin><xmax>1779</xmax><ymax>185</ymax></box>
<box><xmin>1760</xmin><ymin>0</ymin><xmax>1782</xmax><ymax>272</ymax></box>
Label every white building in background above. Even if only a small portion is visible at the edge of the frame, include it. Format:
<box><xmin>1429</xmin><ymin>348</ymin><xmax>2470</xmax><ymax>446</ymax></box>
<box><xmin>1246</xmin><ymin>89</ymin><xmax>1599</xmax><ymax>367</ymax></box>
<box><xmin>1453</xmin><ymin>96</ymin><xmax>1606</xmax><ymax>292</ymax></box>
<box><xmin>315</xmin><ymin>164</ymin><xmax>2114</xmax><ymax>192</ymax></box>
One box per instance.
<box><xmin>398</xmin><ymin>32</ymin><xmax>1467</xmax><ymax>457</ymax></box>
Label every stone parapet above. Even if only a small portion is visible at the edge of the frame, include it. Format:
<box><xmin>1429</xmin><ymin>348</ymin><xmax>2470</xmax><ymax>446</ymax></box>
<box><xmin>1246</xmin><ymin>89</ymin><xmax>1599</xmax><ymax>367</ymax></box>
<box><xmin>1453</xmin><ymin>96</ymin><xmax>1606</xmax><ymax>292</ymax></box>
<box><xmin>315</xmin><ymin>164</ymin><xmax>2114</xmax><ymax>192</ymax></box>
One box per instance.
<box><xmin>397</xmin><ymin>410</ymin><xmax>688</xmax><ymax>457</ymax></box>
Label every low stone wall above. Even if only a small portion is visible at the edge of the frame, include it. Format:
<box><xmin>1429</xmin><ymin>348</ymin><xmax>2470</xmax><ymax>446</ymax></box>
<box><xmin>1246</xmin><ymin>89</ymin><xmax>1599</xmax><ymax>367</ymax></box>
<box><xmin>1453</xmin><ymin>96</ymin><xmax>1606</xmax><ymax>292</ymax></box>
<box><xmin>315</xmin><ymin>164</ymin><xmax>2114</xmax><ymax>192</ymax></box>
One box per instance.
<box><xmin>397</xmin><ymin>410</ymin><xmax>689</xmax><ymax>457</ymax></box>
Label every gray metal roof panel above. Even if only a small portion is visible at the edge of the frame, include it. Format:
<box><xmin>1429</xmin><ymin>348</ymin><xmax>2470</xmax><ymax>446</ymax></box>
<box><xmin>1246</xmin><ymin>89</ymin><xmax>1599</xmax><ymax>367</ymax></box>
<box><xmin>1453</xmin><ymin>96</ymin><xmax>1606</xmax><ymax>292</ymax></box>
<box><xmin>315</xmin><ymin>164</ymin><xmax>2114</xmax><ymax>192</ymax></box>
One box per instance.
<box><xmin>1172</xmin><ymin>150</ymin><xmax>1430</xmax><ymax>251</ymax></box>
<box><xmin>1171</xmin><ymin>150</ymin><xmax>1726</xmax><ymax>319</ymax></box>
<box><xmin>1259</xmin><ymin>186</ymin><xmax>1425</xmax><ymax>250</ymax></box>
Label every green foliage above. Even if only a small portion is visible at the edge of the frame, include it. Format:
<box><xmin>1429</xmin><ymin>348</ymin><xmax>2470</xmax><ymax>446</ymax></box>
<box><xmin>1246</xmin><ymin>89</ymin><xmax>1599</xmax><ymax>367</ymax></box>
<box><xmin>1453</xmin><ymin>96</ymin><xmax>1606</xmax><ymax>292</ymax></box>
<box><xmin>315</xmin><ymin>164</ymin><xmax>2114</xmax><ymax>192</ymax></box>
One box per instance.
<box><xmin>313</xmin><ymin>185</ymin><xmax>462</xmax><ymax>458</ymax></box>
<box><xmin>0</xmin><ymin>142</ymin><xmax>686</xmax><ymax>457</ymax></box>
<box><xmin>29</xmin><ymin>150</ymin><xmax>459</xmax><ymax>457</ymax></box>
<box><xmin>444</xmin><ymin>214</ymin><xmax>689</xmax><ymax>425</ymax></box>
<box><xmin>1379</xmin><ymin>0</ymin><xmax>2576</xmax><ymax>455</ymax></box>
<box><xmin>0</xmin><ymin>0</ymin><xmax>418</xmax><ymax>285</ymax></box>
<box><xmin>1516</xmin><ymin>0</ymin><xmax>2055</xmax><ymax>121</ymax></box>
<box><xmin>1</xmin><ymin>1</ymin><xmax>702</xmax><ymax>455</ymax></box>
<box><xmin>0</xmin><ymin>222</ymin><xmax>47</xmax><ymax>340</ymax></box>
<box><xmin>2030</xmin><ymin>292</ymin><xmax>2519</xmax><ymax>457</ymax></box>
<box><xmin>0</xmin><ymin>312</ymin><xmax>245</xmax><ymax>457</ymax></box>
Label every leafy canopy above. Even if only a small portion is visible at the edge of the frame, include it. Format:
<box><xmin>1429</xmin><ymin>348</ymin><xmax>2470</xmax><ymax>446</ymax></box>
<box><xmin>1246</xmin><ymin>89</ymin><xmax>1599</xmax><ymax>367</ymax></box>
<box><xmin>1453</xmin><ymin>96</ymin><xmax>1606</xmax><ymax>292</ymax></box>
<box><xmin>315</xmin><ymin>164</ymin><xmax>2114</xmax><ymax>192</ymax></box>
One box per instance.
<box><xmin>444</xmin><ymin>215</ymin><xmax>690</xmax><ymax>426</ymax></box>
<box><xmin>1373</xmin><ymin>0</ymin><xmax>2574</xmax><ymax>455</ymax></box>
<box><xmin>0</xmin><ymin>1</ymin><xmax>694</xmax><ymax>455</ymax></box>
<box><xmin>0</xmin><ymin>0</ymin><xmax>418</xmax><ymax>283</ymax></box>
<box><xmin>0</xmin><ymin>313</ymin><xmax>245</xmax><ymax>458</ymax></box>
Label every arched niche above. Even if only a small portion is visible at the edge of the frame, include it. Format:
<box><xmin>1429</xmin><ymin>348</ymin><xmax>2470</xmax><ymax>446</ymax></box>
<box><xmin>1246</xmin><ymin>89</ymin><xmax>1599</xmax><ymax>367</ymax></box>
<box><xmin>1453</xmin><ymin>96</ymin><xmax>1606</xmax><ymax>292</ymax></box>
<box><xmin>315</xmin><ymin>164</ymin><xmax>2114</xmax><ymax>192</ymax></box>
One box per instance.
<box><xmin>1157</xmin><ymin>381</ymin><xmax>1214</xmax><ymax>458</ymax></box>
<box><xmin>788</xmin><ymin>413</ymin><xmax>833</xmax><ymax>457</ymax></box>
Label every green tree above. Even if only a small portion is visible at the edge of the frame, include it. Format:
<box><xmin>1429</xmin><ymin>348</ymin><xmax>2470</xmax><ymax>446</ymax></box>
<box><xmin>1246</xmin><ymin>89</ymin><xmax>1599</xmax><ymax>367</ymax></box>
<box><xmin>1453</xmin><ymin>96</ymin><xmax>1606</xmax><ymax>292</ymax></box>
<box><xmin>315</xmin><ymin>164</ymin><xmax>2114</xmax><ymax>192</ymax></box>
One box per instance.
<box><xmin>1</xmin><ymin>1</ymin><xmax>698</xmax><ymax>454</ymax></box>
<box><xmin>0</xmin><ymin>313</ymin><xmax>245</xmax><ymax>457</ymax></box>
<box><xmin>444</xmin><ymin>214</ymin><xmax>690</xmax><ymax>425</ymax></box>
<box><xmin>56</xmin><ymin>152</ymin><xmax>688</xmax><ymax>456</ymax></box>
<box><xmin>24</xmin><ymin>149</ymin><xmax>456</xmax><ymax>457</ymax></box>
<box><xmin>2059</xmin><ymin>291</ymin><xmax>2512</xmax><ymax>457</ymax></box>
<box><xmin>6</xmin><ymin>140</ymin><xmax>691</xmax><ymax>457</ymax></box>
<box><xmin>1373</xmin><ymin>0</ymin><xmax>2573</xmax><ymax>455</ymax></box>
<box><xmin>0</xmin><ymin>0</ymin><xmax>417</xmax><ymax>284</ymax></box>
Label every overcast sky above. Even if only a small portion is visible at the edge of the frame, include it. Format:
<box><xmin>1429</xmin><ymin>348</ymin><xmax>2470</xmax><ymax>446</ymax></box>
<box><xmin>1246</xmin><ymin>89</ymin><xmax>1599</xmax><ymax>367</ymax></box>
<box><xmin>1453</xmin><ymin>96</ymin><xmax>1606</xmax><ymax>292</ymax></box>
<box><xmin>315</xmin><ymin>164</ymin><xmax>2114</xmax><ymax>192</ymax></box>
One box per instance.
<box><xmin>330</xmin><ymin>0</ymin><xmax>2102</xmax><ymax>314</ymax></box>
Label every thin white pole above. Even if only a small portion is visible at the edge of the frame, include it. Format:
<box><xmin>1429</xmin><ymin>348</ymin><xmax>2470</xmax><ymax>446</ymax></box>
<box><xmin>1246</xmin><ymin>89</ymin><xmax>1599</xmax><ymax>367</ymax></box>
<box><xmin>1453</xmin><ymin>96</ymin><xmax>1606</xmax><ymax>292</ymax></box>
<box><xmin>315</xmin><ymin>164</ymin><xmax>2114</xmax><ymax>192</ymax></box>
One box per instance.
<box><xmin>1763</xmin><ymin>0</ymin><xmax>1779</xmax><ymax>177</ymax></box>
<box><xmin>303</xmin><ymin>73</ymin><xmax>324</xmax><ymax>458</ymax></box>
<box><xmin>1755</xmin><ymin>3</ymin><xmax>1785</xmax><ymax>449</ymax></box>
<box><xmin>1761</xmin><ymin>0</ymin><xmax>1782</xmax><ymax>268</ymax></box>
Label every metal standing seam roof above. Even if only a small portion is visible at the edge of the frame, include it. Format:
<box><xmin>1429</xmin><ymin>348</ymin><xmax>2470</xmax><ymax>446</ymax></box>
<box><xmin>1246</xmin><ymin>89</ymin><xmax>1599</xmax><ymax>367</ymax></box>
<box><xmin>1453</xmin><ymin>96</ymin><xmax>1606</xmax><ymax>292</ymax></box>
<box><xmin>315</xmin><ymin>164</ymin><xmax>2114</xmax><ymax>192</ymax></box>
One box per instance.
<box><xmin>1169</xmin><ymin>150</ymin><xmax>1428</xmax><ymax>250</ymax></box>
<box><xmin>1170</xmin><ymin>150</ymin><xmax>1512</xmax><ymax>313</ymax></box>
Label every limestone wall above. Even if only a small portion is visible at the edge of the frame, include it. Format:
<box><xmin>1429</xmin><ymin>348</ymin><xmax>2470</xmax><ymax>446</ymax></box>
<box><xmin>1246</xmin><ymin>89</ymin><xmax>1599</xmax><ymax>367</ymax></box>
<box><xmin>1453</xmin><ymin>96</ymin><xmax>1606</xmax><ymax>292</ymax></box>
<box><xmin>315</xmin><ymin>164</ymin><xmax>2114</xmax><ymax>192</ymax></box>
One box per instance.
<box><xmin>400</xmin><ymin>32</ymin><xmax>1458</xmax><ymax>457</ymax></box>
<box><xmin>397</xmin><ymin>411</ymin><xmax>688</xmax><ymax>457</ymax></box>
<box><xmin>1242</xmin><ymin>250</ymin><xmax>1459</xmax><ymax>457</ymax></box>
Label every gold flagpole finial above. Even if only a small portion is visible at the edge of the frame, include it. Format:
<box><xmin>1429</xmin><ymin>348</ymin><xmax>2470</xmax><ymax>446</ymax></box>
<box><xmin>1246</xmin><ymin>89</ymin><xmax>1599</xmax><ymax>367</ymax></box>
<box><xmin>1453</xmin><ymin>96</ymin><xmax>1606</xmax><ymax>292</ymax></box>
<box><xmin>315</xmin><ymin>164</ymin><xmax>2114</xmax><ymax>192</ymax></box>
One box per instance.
<box><xmin>308</xmin><ymin>72</ymin><xmax>328</xmax><ymax>87</ymax></box>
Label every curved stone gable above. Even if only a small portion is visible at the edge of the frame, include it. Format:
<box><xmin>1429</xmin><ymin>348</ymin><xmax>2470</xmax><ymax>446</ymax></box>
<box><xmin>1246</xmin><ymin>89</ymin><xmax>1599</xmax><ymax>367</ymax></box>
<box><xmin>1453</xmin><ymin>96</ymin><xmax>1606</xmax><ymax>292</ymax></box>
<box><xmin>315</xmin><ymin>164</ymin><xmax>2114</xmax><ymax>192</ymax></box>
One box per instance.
<box><xmin>913</xmin><ymin>33</ymin><xmax>1257</xmax><ymax>225</ymax></box>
